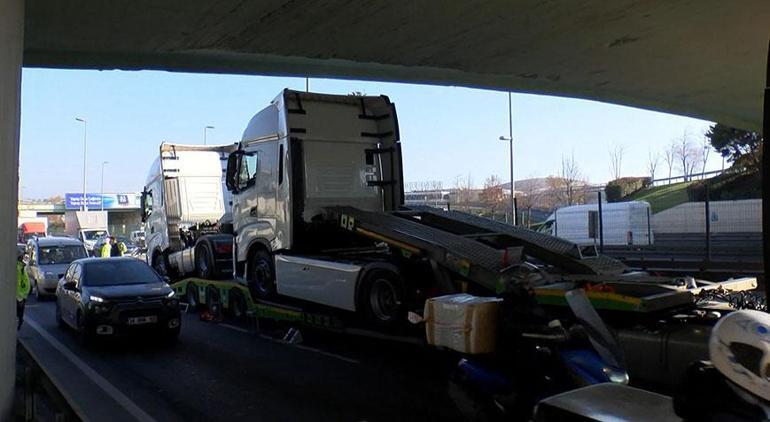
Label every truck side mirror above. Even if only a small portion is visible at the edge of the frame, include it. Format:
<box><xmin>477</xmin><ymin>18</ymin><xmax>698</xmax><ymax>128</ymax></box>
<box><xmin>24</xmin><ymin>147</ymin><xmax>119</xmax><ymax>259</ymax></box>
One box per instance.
<box><xmin>225</xmin><ymin>152</ymin><xmax>240</xmax><ymax>192</ymax></box>
<box><xmin>140</xmin><ymin>189</ymin><xmax>147</xmax><ymax>222</ymax></box>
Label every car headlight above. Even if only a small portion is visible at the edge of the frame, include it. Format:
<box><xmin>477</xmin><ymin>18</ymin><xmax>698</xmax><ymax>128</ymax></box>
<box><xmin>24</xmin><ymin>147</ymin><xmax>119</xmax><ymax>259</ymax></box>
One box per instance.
<box><xmin>166</xmin><ymin>290</ymin><xmax>176</xmax><ymax>298</ymax></box>
<box><xmin>90</xmin><ymin>295</ymin><xmax>106</xmax><ymax>303</ymax></box>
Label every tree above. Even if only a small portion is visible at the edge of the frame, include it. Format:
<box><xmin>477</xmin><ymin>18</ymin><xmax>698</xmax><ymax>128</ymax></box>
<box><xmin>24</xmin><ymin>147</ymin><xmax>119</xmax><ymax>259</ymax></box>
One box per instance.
<box><xmin>663</xmin><ymin>141</ymin><xmax>676</xmax><ymax>183</ymax></box>
<box><xmin>545</xmin><ymin>153</ymin><xmax>586</xmax><ymax>207</ymax></box>
<box><xmin>647</xmin><ymin>149</ymin><xmax>659</xmax><ymax>181</ymax></box>
<box><xmin>675</xmin><ymin>130</ymin><xmax>699</xmax><ymax>181</ymax></box>
<box><xmin>480</xmin><ymin>175</ymin><xmax>505</xmax><ymax>218</ymax></box>
<box><xmin>608</xmin><ymin>144</ymin><xmax>625</xmax><ymax>180</ymax></box>
<box><xmin>705</xmin><ymin>123</ymin><xmax>763</xmax><ymax>172</ymax></box>
<box><xmin>453</xmin><ymin>173</ymin><xmax>474</xmax><ymax>211</ymax></box>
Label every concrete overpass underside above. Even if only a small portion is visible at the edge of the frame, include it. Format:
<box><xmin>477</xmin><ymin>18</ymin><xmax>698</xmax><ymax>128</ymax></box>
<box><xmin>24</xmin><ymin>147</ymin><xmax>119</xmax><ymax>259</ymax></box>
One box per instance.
<box><xmin>1</xmin><ymin>0</ymin><xmax>768</xmax><ymax>417</ymax></box>
<box><xmin>23</xmin><ymin>0</ymin><xmax>770</xmax><ymax>131</ymax></box>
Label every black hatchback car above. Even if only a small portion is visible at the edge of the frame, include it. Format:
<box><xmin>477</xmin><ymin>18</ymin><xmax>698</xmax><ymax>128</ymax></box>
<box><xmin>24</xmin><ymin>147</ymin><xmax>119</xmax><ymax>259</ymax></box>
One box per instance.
<box><xmin>55</xmin><ymin>257</ymin><xmax>181</xmax><ymax>342</ymax></box>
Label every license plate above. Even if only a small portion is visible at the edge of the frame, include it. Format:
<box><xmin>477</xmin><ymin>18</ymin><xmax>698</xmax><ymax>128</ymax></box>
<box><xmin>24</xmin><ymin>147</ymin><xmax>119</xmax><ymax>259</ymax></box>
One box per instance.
<box><xmin>127</xmin><ymin>315</ymin><xmax>158</xmax><ymax>325</ymax></box>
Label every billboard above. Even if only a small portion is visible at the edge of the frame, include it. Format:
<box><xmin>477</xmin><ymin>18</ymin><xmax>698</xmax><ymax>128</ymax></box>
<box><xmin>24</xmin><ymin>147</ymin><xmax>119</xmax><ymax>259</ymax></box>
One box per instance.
<box><xmin>65</xmin><ymin>193</ymin><xmax>141</xmax><ymax>210</ymax></box>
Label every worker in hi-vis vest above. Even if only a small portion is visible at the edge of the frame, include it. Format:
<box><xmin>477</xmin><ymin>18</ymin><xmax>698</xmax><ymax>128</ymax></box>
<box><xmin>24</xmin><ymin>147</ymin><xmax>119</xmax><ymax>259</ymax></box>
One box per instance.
<box><xmin>16</xmin><ymin>248</ymin><xmax>30</xmax><ymax>330</ymax></box>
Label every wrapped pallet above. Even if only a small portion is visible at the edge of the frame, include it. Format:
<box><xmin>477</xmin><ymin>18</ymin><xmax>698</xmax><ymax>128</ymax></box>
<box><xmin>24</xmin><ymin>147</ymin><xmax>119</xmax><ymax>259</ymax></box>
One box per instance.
<box><xmin>424</xmin><ymin>294</ymin><xmax>502</xmax><ymax>354</ymax></box>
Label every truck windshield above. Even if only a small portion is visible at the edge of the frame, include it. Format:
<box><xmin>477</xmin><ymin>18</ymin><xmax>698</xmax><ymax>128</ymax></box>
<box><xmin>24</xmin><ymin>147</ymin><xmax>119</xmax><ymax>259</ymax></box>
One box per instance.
<box><xmin>83</xmin><ymin>230</ymin><xmax>108</xmax><ymax>241</ymax></box>
<box><xmin>37</xmin><ymin>245</ymin><xmax>87</xmax><ymax>265</ymax></box>
<box><xmin>83</xmin><ymin>260</ymin><xmax>162</xmax><ymax>286</ymax></box>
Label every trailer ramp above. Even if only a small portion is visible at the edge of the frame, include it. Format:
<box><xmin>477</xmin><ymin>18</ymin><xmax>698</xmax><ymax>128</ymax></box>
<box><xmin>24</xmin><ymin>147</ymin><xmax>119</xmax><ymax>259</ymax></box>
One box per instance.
<box><xmin>325</xmin><ymin>206</ymin><xmax>519</xmax><ymax>292</ymax></box>
<box><xmin>404</xmin><ymin>206</ymin><xmax>627</xmax><ymax>276</ymax></box>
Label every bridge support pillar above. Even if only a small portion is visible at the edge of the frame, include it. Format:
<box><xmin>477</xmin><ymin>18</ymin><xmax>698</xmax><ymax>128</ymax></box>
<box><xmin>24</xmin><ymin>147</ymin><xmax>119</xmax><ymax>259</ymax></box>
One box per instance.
<box><xmin>0</xmin><ymin>0</ymin><xmax>24</xmax><ymax>417</ymax></box>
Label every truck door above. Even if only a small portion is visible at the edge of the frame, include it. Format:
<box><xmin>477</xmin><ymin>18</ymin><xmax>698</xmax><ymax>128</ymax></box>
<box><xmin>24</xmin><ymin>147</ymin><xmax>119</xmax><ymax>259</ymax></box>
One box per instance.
<box><xmin>232</xmin><ymin>142</ymin><xmax>279</xmax><ymax>258</ymax></box>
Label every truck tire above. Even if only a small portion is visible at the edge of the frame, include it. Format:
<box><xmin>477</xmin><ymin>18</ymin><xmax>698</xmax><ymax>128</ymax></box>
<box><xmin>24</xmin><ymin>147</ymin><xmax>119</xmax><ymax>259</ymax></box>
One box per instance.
<box><xmin>152</xmin><ymin>251</ymin><xmax>168</xmax><ymax>277</ymax></box>
<box><xmin>195</xmin><ymin>243</ymin><xmax>215</xmax><ymax>280</ymax></box>
<box><xmin>206</xmin><ymin>285</ymin><xmax>222</xmax><ymax>318</ymax></box>
<box><xmin>228</xmin><ymin>289</ymin><xmax>248</xmax><ymax>321</ymax></box>
<box><xmin>186</xmin><ymin>283</ymin><xmax>200</xmax><ymax>310</ymax></box>
<box><xmin>248</xmin><ymin>249</ymin><xmax>275</xmax><ymax>300</ymax></box>
<box><xmin>359</xmin><ymin>268</ymin><xmax>406</xmax><ymax>328</ymax></box>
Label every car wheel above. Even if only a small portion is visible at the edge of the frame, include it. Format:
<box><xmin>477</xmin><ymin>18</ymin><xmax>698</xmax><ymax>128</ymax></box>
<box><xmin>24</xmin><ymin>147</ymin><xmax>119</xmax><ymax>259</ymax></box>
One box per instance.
<box><xmin>360</xmin><ymin>269</ymin><xmax>406</xmax><ymax>328</ymax></box>
<box><xmin>227</xmin><ymin>288</ymin><xmax>248</xmax><ymax>321</ymax></box>
<box><xmin>186</xmin><ymin>283</ymin><xmax>200</xmax><ymax>311</ymax></box>
<box><xmin>55</xmin><ymin>300</ymin><xmax>65</xmax><ymax>329</ymax></box>
<box><xmin>248</xmin><ymin>249</ymin><xmax>275</xmax><ymax>300</ymax></box>
<box><xmin>195</xmin><ymin>243</ymin><xmax>214</xmax><ymax>280</ymax></box>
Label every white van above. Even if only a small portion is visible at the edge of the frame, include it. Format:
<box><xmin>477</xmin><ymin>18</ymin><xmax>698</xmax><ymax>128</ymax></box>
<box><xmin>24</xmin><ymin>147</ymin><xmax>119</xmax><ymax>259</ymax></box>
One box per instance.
<box><xmin>542</xmin><ymin>201</ymin><xmax>653</xmax><ymax>246</ymax></box>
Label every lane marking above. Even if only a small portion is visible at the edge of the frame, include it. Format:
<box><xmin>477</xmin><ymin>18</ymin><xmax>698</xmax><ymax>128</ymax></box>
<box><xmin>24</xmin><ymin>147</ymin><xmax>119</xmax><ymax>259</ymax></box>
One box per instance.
<box><xmin>217</xmin><ymin>322</ymin><xmax>360</xmax><ymax>364</ymax></box>
<box><xmin>25</xmin><ymin>317</ymin><xmax>158</xmax><ymax>422</ymax></box>
<box><xmin>219</xmin><ymin>323</ymin><xmax>251</xmax><ymax>333</ymax></box>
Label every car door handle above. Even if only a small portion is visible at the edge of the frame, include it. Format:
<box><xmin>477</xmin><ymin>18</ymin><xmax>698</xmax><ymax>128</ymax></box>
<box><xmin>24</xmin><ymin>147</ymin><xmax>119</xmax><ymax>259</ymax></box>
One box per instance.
<box><xmin>249</xmin><ymin>206</ymin><xmax>257</xmax><ymax>217</ymax></box>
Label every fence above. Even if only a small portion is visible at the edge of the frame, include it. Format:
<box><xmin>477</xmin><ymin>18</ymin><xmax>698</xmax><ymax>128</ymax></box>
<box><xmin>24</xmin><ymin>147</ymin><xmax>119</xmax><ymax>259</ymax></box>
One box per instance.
<box><xmin>582</xmin><ymin>190</ymin><xmax>763</xmax><ymax>276</ymax></box>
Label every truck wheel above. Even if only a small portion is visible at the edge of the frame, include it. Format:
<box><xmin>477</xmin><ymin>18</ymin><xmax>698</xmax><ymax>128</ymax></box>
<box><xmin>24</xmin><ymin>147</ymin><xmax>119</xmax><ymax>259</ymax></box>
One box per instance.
<box><xmin>206</xmin><ymin>285</ymin><xmax>222</xmax><ymax>318</ymax></box>
<box><xmin>186</xmin><ymin>283</ymin><xmax>200</xmax><ymax>310</ymax></box>
<box><xmin>248</xmin><ymin>249</ymin><xmax>275</xmax><ymax>300</ymax></box>
<box><xmin>360</xmin><ymin>269</ymin><xmax>406</xmax><ymax>327</ymax></box>
<box><xmin>195</xmin><ymin>243</ymin><xmax>215</xmax><ymax>279</ymax></box>
<box><xmin>228</xmin><ymin>289</ymin><xmax>248</xmax><ymax>321</ymax></box>
<box><xmin>152</xmin><ymin>251</ymin><xmax>168</xmax><ymax>277</ymax></box>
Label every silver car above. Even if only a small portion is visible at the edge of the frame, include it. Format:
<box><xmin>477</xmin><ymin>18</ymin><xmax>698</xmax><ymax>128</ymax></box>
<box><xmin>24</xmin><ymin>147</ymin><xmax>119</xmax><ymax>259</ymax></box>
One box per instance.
<box><xmin>27</xmin><ymin>236</ymin><xmax>88</xmax><ymax>300</ymax></box>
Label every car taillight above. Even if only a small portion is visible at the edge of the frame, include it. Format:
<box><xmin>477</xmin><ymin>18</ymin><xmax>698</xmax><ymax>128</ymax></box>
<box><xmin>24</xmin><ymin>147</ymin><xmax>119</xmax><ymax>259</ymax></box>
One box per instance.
<box><xmin>214</xmin><ymin>242</ymin><xmax>233</xmax><ymax>254</ymax></box>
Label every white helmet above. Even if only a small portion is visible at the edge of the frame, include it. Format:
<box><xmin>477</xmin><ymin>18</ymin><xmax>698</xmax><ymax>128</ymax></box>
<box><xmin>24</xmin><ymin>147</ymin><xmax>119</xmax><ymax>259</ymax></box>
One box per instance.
<box><xmin>710</xmin><ymin>310</ymin><xmax>770</xmax><ymax>401</ymax></box>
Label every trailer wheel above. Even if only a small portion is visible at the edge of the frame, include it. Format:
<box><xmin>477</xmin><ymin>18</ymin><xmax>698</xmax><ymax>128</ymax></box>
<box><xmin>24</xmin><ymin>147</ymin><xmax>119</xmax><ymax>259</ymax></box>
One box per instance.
<box><xmin>248</xmin><ymin>249</ymin><xmax>275</xmax><ymax>300</ymax></box>
<box><xmin>206</xmin><ymin>285</ymin><xmax>222</xmax><ymax>318</ymax></box>
<box><xmin>195</xmin><ymin>243</ymin><xmax>215</xmax><ymax>279</ymax></box>
<box><xmin>228</xmin><ymin>289</ymin><xmax>248</xmax><ymax>321</ymax></box>
<box><xmin>186</xmin><ymin>283</ymin><xmax>200</xmax><ymax>310</ymax></box>
<box><xmin>360</xmin><ymin>269</ymin><xmax>406</xmax><ymax>327</ymax></box>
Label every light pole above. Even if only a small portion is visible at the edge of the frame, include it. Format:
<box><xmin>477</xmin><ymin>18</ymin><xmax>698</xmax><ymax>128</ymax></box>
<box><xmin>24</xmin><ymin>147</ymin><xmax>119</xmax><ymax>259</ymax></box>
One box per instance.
<box><xmin>75</xmin><ymin>117</ymin><xmax>88</xmax><ymax>211</ymax></box>
<box><xmin>499</xmin><ymin>92</ymin><xmax>515</xmax><ymax>225</ymax></box>
<box><xmin>100</xmin><ymin>161</ymin><xmax>109</xmax><ymax>211</ymax></box>
<box><xmin>203</xmin><ymin>125</ymin><xmax>215</xmax><ymax>145</ymax></box>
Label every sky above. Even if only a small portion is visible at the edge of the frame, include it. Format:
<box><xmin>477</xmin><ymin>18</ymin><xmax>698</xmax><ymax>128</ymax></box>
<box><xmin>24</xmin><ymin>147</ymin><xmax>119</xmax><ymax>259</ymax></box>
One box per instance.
<box><xmin>19</xmin><ymin>69</ymin><xmax>716</xmax><ymax>199</ymax></box>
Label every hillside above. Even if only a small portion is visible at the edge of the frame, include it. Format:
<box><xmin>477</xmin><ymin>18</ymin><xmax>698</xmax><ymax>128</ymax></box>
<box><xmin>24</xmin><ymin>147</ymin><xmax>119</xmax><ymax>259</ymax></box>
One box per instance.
<box><xmin>623</xmin><ymin>170</ymin><xmax>760</xmax><ymax>213</ymax></box>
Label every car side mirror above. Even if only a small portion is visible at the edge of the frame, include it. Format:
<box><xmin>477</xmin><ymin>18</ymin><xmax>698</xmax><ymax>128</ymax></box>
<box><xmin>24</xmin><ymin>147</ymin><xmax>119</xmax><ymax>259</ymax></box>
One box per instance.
<box><xmin>63</xmin><ymin>281</ymin><xmax>77</xmax><ymax>291</ymax></box>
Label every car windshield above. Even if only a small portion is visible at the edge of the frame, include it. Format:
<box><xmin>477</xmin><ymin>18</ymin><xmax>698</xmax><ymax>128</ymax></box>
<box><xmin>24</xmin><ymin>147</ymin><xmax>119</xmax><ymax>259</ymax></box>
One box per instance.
<box><xmin>83</xmin><ymin>260</ymin><xmax>161</xmax><ymax>286</ymax></box>
<box><xmin>84</xmin><ymin>230</ymin><xmax>107</xmax><ymax>241</ymax></box>
<box><xmin>37</xmin><ymin>245</ymin><xmax>87</xmax><ymax>265</ymax></box>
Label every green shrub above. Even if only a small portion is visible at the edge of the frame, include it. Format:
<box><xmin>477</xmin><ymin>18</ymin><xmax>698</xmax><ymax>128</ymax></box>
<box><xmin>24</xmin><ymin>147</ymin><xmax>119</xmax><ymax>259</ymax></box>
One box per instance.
<box><xmin>606</xmin><ymin>177</ymin><xmax>651</xmax><ymax>201</ymax></box>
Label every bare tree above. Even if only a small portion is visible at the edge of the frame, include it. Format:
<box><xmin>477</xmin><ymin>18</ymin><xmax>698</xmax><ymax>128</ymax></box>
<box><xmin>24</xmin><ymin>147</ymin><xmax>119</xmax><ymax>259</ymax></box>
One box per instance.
<box><xmin>608</xmin><ymin>144</ymin><xmax>625</xmax><ymax>180</ymax></box>
<box><xmin>663</xmin><ymin>141</ymin><xmax>676</xmax><ymax>183</ymax></box>
<box><xmin>647</xmin><ymin>149</ymin><xmax>659</xmax><ymax>181</ymax></box>
<box><xmin>480</xmin><ymin>175</ymin><xmax>505</xmax><ymax>218</ymax></box>
<box><xmin>545</xmin><ymin>153</ymin><xmax>586</xmax><ymax>207</ymax></box>
<box><xmin>675</xmin><ymin>130</ymin><xmax>699</xmax><ymax>181</ymax></box>
<box><xmin>516</xmin><ymin>178</ymin><xmax>543</xmax><ymax>228</ymax></box>
<box><xmin>453</xmin><ymin>173</ymin><xmax>474</xmax><ymax>211</ymax></box>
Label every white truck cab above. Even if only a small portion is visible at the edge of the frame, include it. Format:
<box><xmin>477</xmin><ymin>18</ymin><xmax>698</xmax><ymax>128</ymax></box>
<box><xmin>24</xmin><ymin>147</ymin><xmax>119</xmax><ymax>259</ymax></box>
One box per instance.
<box><xmin>225</xmin><ymin>90</ymin><xmax>404</xmax><ymax>311</ymax></box>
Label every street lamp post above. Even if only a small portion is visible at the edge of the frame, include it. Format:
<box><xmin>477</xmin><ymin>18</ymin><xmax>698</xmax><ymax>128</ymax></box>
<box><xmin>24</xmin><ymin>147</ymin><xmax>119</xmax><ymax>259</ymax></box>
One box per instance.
<box><xmin>203</xmin><ymin>125</ymin><xmax>215</xmax><ymax>145</ymax></box>
<box><xmin>75</xmin><ymin>117</ymin><xmax>88</xmax><ymax>211</ymax></box>
<box><xmin>499</xmin><ymin>92</ymin><xmax>516</xmax><ymax>225</ymax></box>
<box><xmin>100</xmin><ymin>161</ymin><xmax>109</xmax><ymax>211</ymax></box>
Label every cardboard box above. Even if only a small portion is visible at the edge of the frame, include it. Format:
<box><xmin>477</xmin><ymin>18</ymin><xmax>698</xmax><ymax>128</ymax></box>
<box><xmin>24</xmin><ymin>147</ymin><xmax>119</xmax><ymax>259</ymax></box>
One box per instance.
<box><xmin>424</xmin><ymin>294</ymin><xmax>502</xmax><ymax>354</ymax></box>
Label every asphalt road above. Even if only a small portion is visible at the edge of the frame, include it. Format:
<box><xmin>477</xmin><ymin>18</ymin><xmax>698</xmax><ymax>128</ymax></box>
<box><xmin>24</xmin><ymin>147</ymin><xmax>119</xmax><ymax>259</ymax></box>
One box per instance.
<box><xmin>19</xmin><ymin>298</ymin><xmax>465</xmax><ymax>422</ymax></box>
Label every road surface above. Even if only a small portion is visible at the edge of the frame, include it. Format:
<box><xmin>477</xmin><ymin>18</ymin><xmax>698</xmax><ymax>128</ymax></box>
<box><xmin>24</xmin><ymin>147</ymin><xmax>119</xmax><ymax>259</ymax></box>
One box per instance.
<box><xmin>19</xmin><ymin>298</ymin><xmax>465</xmax><ymax>421</ymax></box>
